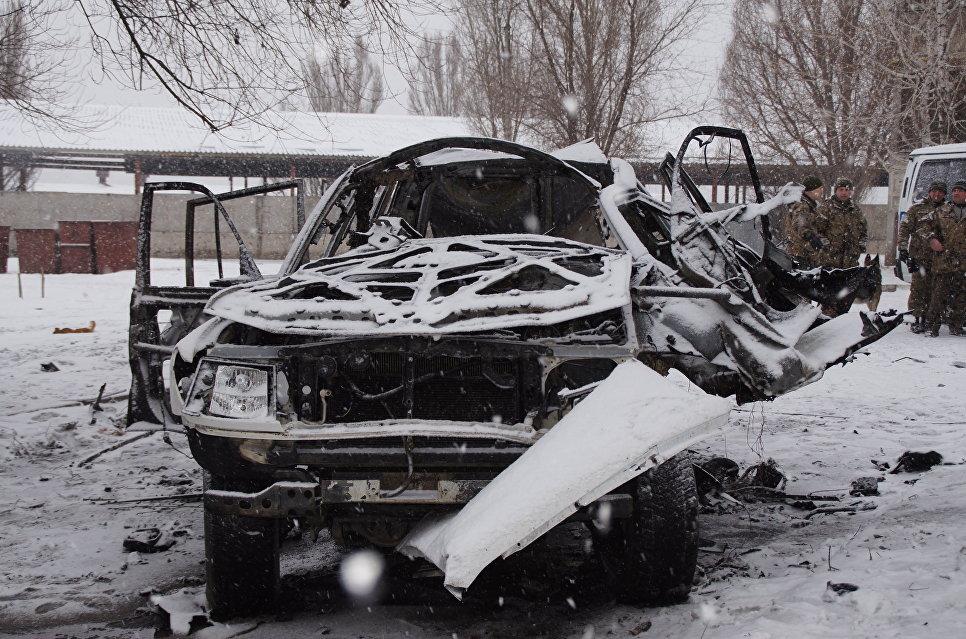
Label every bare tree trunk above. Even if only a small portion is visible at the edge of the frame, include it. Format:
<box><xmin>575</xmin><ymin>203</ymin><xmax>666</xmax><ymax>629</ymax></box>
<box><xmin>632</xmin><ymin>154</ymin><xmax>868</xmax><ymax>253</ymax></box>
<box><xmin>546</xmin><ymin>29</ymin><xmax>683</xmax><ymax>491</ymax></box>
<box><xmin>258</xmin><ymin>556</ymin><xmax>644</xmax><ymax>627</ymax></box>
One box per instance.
<box><xmin>407</xmin><ymin>33</ymin><xmax>464</xmax><ymax>117</ymax></box>
<box><xmin>720</xmin><ymin>0</ymin><xmax>964</xmax><ymax>197</ymax></box>
<box><xmin>302</xmin><ymin>37</ymin><xmax>385</xmax><ymax>114</ymax></box>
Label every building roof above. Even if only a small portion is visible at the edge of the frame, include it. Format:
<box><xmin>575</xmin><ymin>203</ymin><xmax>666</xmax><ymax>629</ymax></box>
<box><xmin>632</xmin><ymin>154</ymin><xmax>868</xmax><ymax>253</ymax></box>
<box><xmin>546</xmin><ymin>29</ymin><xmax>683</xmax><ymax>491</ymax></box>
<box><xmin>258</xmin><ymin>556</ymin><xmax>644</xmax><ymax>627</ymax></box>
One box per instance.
<box><xmin>0</xmin><ymin>102</ymin><xmax>474</xmax><ymax>159</ymax></box>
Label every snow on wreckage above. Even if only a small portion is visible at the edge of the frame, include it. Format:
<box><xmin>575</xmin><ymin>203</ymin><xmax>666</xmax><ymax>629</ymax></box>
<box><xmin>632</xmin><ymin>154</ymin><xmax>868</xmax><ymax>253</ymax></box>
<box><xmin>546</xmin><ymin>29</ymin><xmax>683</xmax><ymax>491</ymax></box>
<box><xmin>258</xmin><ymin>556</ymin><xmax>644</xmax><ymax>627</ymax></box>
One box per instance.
<box><xmin>126</xmin><ymin>130</ymin><xmax>903</xmax><ymax>618</ymax></box>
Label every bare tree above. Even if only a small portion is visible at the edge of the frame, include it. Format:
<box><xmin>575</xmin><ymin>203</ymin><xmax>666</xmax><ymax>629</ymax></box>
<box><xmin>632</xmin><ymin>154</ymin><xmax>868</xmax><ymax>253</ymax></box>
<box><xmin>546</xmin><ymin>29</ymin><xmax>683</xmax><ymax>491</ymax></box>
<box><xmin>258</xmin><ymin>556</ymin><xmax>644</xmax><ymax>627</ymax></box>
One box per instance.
<box><xmin>4</xmin><ymin>1</ymin><xmax>441</xmax><ymax>131</ymax></box>
<box><xmin>407</xmin><ymin>33</ymin><xmax>464</xmax><ymax>117</ymax></box>
<box><xmin>302</xmin><ymin>37</ymin><xmax>386</xmax><ymax>114</ymax></box>
<box><xmin>1</xmin><ymin>0</ymin><xmax>43</xmax><ymax>190</ymax></box>
<box><xmin>720</xmin><ymin>0</ymin><xmax>964</xmax><ymax>195</ymax></box>
<box><xmin>869</xmin><ymin>0</ymin><xmax>966</xmax><ymax>151</ymax></box>
<box><xmin>457</xmin><ymin>0</ymin><xmax>536</xmax><ymax>141</ymax></box>
<box><xmin>520</xmin><ymin>0</ymin><xmax>709</xmax><ymax>156</ymax></box>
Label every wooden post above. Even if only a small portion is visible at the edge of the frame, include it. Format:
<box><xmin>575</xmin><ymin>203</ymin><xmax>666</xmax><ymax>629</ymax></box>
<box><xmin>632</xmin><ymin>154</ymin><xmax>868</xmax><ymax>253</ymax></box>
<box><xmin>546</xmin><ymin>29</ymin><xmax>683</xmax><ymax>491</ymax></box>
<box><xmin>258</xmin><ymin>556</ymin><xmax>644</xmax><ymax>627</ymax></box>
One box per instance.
<box><xmin>711</xmin><ymin>178</ymin><xmax>718</xmax><ymax>204</ymax></box>
<box><xmin>17</xmin><ymin>271</ymin><xmax>22</xmax><ymax>298</ymax></box>
<box><xmin>134</xmin><ymin>159</ymin><xmax>143</xmax><ymax>195</ymax></box>
<box><xmin>41</xmin><ymin>270</ymin><xmax>45</xmax><ymax>298</ymax></box>
<box><xmin>289</xmin><ymin>163</ymin><xmax>296</xmax><ymax>196</ymax></box>
<box><xmin>229</xmin><ymin>176</ymin><xmax>234</xmax><ymax>190</ymax></box>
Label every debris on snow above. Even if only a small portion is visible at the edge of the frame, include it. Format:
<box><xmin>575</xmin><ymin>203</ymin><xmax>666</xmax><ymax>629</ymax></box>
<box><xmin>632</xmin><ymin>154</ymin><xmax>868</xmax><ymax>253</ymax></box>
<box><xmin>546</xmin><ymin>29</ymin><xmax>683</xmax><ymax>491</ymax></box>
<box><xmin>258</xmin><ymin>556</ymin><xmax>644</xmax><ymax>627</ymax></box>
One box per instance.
<box><xmin>849</xmin><ymin>477</ymin><xmax>881</xmax><ymax>497</ymax></box>
<box><xmin>123</xmin><ymin>527</ymin><xmax>178</xmax><ymax>553</ymax></box>
<box><xmin>739</xmin><ymin>458</ymin><xmax>785</xmax><ymax>490</ymax></box>
<box><xmin>805</xmin><ymin>501</ymin><xmax>878</xmax><ymax>519</ymax></box>
<box><xmin>870</xmin><ymin>459</ymin><xmax>891</xmax><ymax>471</ymax></box>
<box><xmin>150</xmin><ymin>587</ymin><xmax>256</xmax><ymax>637</ymax></box>
<box><xmin>890</xmin><ymin>451</ymin><xmax>943</xmax><ymax>473</ymax></box>
<box><xmin>52</xmin><ymin>320</ymin><xmax>96</xmax><ymax>334</ymax></box>
<box><xmin>826</xmin><ymin>581</ymin><xmax>860</xmax><ymax>595</ymax></box>
<box><xmin>39</xmin><ymin>362</ymin><xmax>60</xmax><ymax>372</ymax></box>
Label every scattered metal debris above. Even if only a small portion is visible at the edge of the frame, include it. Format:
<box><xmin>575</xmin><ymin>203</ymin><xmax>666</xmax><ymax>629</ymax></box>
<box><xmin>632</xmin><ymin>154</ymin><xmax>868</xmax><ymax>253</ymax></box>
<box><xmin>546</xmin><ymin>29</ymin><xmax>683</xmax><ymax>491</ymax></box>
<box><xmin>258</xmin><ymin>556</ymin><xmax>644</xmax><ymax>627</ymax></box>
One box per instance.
<box><xmin>849</xmin><ymin>477</ymin><xmax>881</xmax><ymax>497</ymax></box>
<box><xmin>826</xmin><ymin>581</ymin><xmax>859</xmax><ymax>595</ymax></box>
<box><xmin>890</xmin><ymin>451</ymin><xmax>943</xmax><ymax>474</ymax></box>
<box><xmin>123</xmin><ymin>528</ymin><xmax>177</xmax><ymax>553</ymax></box>
<box><xmin>74</xmin><ymin>431</ymin><xmax>155</xmax><ymax>468</ymax></box>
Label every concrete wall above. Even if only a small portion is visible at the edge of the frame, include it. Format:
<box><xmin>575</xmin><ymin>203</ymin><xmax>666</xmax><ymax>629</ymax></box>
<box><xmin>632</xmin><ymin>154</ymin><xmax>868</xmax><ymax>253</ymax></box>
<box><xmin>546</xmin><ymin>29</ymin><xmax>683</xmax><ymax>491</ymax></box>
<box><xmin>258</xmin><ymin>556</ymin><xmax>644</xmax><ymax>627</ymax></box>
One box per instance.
<box><xmin>0</xmin><ymin>191</ymin><xmax>320</xmax><ymax>260</ymax></box>
<box><xmin>0</xmin><ymin>190</ymin><xmax>895</xmax><ymax>262</ymax></box>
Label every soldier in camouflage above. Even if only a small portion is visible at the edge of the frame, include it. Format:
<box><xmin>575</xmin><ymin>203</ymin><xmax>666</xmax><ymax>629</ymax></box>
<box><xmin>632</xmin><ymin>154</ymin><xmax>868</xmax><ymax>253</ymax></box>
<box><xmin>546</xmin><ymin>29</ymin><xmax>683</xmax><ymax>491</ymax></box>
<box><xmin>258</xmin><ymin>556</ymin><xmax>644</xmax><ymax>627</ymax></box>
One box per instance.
<box><xmin>898</xmin><ymin>181</ymin><xmax>949</xmax><ymax>333</ymax></box>
<box><xmin>924</xmin><ymin>179</ymin><xmax>966</xmax><ymax>337</ymax></box>
<box><xmin>812</xmin><ymin>178</ymin><xmax>869</xmax><ymax>315</ymax></box>
<box><xmin>782</xmin><ymin>175</ymin><xmax>825</xmax><ymax>267</ymax></box>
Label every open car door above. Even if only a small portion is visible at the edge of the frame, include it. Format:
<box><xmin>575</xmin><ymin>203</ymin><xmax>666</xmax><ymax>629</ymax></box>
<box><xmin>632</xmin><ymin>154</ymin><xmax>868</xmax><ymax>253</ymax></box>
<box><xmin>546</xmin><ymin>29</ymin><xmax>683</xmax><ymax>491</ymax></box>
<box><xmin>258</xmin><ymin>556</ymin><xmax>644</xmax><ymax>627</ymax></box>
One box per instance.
<box><xmin>127</xmin><ymin>180</ymin><xmax>304</xmax><ymax>426</ymax></box>
<box><xmin>641</xmin><ymin>126</ymin><xmax>882</xmax><ymax>312</ymax></box>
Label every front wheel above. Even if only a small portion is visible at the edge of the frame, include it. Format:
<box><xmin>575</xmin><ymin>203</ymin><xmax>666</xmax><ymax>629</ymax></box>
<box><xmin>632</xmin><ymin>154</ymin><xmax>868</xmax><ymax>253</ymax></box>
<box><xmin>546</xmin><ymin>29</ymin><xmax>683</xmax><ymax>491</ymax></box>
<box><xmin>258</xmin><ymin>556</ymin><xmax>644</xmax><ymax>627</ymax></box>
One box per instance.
<box><xmin>592</xmin><ymin>455</ymin><xmax>699</xmax><ymax>605</ymax></box>
<box><xmin>204</xmin><ymin>475</ymin><xmax>280</xmax><ymax>621</ymax></box>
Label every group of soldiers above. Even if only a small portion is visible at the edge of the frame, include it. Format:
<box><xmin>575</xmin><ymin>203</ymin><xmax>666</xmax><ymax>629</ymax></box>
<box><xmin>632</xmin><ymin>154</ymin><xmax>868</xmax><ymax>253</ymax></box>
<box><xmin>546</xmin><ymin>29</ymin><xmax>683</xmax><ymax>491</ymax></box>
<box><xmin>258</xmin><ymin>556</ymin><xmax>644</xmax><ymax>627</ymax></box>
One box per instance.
<box><xmin>897</xmin><ymin>179</ymin><xmax>966</xmax><ymax>336</ymax></box>
<box><xmin>781</xmin><ymin>174</ymin><xmax>965</xmax><ymax>335</ymax></box>
<box><xmin>782</xmin><ymin>176</ymin><xmax>869</xmax><ymax>316</ymax></box>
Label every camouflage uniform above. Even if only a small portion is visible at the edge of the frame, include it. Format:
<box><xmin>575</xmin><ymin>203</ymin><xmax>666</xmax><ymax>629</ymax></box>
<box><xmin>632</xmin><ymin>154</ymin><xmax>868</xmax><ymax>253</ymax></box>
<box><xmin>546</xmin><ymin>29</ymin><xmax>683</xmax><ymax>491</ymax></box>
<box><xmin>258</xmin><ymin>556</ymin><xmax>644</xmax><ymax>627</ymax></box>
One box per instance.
<box><xmin>813</xmin><ymin>196</ymin><xmax>868</xmax><ymax>269</ymax></box>
<box><xmin>782</xmin><ymin>194</ymin><xmax>822</xmax><ymax>267</ymax></box>
<box><xmin>898</xmin><ymin>199</ymin><xmax>948</xmax><ymax>318</ymax></box>
<box><xmin>924</xmin><ymin>201</ymin><xmax>966</xmax><ymax>336</ymax></box>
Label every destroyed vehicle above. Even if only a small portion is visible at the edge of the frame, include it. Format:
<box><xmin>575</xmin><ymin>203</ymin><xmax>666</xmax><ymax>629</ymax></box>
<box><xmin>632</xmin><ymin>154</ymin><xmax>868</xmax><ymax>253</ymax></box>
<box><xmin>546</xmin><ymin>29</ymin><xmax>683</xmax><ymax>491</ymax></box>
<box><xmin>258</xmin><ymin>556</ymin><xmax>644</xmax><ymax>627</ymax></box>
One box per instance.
<box><xmin>127</xmin><ymin>129</ymin><xmax>901</xmax><ymax>619</ymax></box>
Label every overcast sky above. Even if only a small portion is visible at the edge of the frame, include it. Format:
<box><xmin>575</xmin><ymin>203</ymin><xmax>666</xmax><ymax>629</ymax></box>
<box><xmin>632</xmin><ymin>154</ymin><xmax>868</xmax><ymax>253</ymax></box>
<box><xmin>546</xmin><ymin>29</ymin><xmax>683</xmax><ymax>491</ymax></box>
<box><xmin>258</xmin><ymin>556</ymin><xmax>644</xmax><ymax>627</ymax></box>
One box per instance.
<box><xmin>75</xmin><ymin>2</ymin><xmax>734</xmax><ymax>136</ymax></box>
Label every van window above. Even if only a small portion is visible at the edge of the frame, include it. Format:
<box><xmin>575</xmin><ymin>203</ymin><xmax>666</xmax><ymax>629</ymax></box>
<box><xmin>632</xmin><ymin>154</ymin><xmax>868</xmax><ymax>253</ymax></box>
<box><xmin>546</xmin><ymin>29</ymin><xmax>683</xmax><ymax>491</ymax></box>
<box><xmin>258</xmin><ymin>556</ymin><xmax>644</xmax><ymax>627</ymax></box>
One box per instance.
<box><xmin>913</xmin><ymin>158</ymin><xmax>966</xmax><ymax>201</ymax></box>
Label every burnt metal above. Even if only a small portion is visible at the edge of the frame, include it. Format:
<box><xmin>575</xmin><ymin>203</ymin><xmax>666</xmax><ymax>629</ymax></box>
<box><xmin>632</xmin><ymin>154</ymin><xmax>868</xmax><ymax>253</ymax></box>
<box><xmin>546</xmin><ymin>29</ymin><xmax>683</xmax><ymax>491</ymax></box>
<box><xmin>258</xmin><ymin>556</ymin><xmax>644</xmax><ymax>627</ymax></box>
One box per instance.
<box><xmin>269</xmin><ymin>439</ymin><xmax>529</xmax><ymax>469</ymax></box>
<box><xmin>185</xmin><ymin>179</ymin><xmax>304</xmax><ymax>286</ymax></box>
<box><xmin>282</xmin><ymin>338</ymin><xmax>545</xmax><ymax>425</ymax></box>
<box><xmin>633</xmin><ymin>285</ymin><xmax>734</xmax><ymax>301</ymax></box>
<box><xmin>205</xmin><ymin>481</ymin><xmax>320</xmax><ymax>518</ymax></box>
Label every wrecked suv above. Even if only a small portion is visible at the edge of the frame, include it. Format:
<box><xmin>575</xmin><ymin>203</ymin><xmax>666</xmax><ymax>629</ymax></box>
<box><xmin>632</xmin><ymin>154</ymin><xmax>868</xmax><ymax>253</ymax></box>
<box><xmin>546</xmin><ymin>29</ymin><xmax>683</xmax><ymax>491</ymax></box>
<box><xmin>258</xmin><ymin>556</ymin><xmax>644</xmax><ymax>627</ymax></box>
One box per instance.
<box><xmin>127</xmin><ymin>129</ymin><xmax>900</xmax><ymax>619</ymax></box>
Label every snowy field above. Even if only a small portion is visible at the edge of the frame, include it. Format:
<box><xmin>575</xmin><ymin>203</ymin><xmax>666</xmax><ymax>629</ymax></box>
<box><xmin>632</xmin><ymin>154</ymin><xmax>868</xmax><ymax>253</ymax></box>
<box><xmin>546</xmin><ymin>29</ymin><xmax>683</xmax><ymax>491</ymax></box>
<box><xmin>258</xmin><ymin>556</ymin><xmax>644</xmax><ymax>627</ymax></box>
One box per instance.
<box><xmin>1</xmin><ymin>260</ymin><xmax>965</xmax><ymax>638</ymax></box>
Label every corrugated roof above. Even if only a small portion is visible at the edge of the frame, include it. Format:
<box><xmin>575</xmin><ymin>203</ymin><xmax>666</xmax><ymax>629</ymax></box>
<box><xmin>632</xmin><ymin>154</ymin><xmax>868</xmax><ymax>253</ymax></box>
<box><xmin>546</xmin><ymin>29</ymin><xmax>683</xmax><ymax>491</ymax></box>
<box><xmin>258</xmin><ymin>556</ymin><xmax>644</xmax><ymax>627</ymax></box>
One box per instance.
<box><xmin>0</xmin><ymin>102</ymin><xmax>474</xmax><ymax>158</ymax></box>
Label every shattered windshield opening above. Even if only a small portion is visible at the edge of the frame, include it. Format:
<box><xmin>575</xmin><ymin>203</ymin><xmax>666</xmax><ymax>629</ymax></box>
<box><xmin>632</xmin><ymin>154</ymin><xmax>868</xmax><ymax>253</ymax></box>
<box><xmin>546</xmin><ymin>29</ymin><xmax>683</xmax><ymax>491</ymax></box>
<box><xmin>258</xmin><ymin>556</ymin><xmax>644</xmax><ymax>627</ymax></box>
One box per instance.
<box><xmin>305</xmin><ymin>160</ymin><xmax>608</xmax><ymax>260</ymax></box>
<box><xmin>426</xmin><ymin>176</ymin><xmax>533</xmax><ymax>236</ymax></box>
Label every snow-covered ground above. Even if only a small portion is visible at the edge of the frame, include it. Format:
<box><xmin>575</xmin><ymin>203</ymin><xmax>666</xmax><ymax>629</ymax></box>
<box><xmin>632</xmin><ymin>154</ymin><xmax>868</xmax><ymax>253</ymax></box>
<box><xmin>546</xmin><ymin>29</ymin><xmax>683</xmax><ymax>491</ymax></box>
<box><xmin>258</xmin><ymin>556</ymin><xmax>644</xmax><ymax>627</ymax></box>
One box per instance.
<box><xmin>1</xmin><ymin>262</ymin><xmax>964</xmax><ymax>638</ymax></box>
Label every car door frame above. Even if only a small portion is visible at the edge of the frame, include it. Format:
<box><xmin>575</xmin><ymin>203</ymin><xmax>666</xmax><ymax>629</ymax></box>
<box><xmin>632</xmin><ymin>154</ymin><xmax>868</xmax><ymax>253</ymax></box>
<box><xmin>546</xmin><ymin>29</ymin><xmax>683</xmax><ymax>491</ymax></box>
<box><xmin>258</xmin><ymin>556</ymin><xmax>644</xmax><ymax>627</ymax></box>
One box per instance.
<box><xmin>127</xmin><ymin>180</ymin><xmax>304</xmax><ymax>426</ymax></box>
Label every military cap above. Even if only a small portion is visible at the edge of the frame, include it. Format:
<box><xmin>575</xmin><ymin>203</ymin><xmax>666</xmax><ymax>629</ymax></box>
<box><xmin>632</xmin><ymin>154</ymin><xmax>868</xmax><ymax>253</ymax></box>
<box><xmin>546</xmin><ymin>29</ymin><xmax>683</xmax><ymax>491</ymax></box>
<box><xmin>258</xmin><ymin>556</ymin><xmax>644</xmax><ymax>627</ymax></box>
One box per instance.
<box><xmin>927</xmin><ymin>180</ymin><xmax>948</xmax><ymax>193</ymax></box>
<box><xmin>952</xmin><ymin>179</ymin><xmax>966</xmax><ymax>191</ymax></box>
<box><xmin>802</xmin><ymin>175</ymin><xmax>823</xmax><ymax>191</ymax></box>
<box><xmin>834</xmin><ymin>177</ymin><xmax>853</xmax><ymax>189</ymax></box>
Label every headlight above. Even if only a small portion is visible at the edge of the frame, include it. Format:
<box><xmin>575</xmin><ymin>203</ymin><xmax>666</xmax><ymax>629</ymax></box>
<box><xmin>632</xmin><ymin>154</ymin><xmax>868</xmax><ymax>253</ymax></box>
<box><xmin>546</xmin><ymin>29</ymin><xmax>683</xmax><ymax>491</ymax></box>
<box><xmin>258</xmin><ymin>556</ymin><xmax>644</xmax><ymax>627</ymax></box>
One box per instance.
<box><xmin>208</xmin><ymin>365</ymin><xmax>270</xmax><ymax>419</ymax></box>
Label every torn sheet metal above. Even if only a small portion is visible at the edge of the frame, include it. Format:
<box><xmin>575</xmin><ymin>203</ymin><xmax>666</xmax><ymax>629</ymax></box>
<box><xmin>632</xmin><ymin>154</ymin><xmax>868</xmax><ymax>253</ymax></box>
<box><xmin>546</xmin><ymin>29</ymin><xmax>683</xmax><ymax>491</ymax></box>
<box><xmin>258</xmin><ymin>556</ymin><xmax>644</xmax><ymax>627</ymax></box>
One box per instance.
<box><xmin>396</xmin><ymin>360</ymin><xmax>731</xmax><ymax>597</ymax></box>
<box><xmin>205</xmin><ymin>235</ymin><xmax>631</xmax><ymax>336</ymax></box>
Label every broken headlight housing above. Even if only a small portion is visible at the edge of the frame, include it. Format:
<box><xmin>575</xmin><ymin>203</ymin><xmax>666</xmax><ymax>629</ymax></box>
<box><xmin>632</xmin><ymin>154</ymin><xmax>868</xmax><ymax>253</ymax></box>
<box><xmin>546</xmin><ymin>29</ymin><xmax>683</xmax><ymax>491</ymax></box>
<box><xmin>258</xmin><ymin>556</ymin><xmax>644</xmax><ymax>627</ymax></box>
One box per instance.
<box><xmin>184</xmin><ymin>360</ymin><xmax>272</xmax><ymax>419</ymax></box>
<box><xmin>208</xmin><ymin>365</ymin><xmax>270</xmax><ymax>419</ymax></box>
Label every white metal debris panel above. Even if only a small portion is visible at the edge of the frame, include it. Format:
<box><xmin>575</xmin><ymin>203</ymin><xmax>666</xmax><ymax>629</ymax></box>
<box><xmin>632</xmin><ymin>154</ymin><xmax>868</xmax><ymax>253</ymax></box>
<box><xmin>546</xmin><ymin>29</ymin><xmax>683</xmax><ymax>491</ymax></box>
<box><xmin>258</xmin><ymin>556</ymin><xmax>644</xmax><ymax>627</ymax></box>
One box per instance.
<box><xmin>205</xmin><ymin>235</ymin><xmax>632</xmax><ymax>335</ymax></box>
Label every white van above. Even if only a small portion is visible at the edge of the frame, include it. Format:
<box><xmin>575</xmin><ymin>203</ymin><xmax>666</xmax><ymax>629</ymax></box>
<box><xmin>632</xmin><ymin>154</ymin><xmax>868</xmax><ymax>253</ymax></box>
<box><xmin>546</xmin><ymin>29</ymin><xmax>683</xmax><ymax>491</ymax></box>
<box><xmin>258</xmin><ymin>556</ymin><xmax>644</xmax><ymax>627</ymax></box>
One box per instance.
<box><xmin>898</xmin><ymin>142</ymin><xmax>966</xmax><ymax>224</ymax></box>
<box><xmin>895</xmin><ymin>142</ymin><xmax>965</xmax><ymax>276</ymax></box>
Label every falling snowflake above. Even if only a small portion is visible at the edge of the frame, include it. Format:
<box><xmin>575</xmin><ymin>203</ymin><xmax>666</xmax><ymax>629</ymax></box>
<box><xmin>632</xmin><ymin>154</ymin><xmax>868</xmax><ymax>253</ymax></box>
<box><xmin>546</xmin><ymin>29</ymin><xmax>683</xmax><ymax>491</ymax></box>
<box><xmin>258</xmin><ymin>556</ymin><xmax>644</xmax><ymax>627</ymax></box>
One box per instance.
<box><xmin>523</xmin><ymin>213</ymin><xmax>540</xmax><ymax>233</ymax></box>
<box><xmin>339</xmin><ymin>549</ymin><xmax>384</xmax><ymax>598</ymax></box>
<box><xmin>561</xmin><ymin>94</ymin><xmax>580</xmax><ymax>116</ymax></box>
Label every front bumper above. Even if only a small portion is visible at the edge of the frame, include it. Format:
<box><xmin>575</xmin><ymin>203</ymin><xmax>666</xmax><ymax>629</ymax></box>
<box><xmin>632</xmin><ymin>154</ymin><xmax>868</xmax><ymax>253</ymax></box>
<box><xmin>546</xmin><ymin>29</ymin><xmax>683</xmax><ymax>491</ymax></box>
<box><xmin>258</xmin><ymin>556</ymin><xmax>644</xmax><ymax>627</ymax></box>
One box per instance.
<box><xmin>204</xmin><ymin>479</ymin><xmax>632</xmax><ymax>519</ymax></box>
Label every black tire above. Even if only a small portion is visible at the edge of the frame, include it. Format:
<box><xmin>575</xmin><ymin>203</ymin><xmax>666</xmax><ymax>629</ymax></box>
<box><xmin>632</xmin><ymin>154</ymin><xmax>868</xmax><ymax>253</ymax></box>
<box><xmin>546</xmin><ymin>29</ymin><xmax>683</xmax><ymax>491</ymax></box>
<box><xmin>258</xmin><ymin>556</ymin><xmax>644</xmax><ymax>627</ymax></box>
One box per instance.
<box><xmin>592</xmin><ymin>454</ymin><xmax>699</xmax><ymax>605</ymax></box>
<box><xmin>204</xmin><ymin>475</ymin><xmax>280</xmax><ymax>621</ymax></box>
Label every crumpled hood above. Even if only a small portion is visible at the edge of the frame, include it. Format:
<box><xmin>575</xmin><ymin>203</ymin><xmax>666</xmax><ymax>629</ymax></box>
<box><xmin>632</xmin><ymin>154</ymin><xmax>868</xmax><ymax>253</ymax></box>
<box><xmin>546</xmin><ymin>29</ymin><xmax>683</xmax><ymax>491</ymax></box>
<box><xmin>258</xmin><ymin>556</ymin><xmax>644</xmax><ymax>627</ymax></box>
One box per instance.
<box><xmin>205</xmin><ymin>235</ymin><xmax>631</xmax><ymax>336</ymax></box>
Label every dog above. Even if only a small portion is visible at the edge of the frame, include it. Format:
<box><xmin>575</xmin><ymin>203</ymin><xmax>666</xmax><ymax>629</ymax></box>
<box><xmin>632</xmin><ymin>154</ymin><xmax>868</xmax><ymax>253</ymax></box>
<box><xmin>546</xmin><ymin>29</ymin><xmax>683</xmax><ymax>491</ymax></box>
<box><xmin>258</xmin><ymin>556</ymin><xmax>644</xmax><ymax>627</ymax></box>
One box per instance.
<box><xmin>855</xmin><ymin>254</ymin><xmax>883</xmax><ymax>312</ymax></box>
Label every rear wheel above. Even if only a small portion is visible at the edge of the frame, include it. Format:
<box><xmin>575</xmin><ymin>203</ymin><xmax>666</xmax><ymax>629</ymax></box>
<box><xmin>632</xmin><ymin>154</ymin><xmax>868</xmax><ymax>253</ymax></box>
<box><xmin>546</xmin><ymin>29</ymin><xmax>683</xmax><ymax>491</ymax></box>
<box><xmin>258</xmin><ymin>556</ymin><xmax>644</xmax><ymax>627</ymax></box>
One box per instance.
<box><xmin>204</xmin><ymin>475</ymin><xmax>280</xmax><ymax>621</ymax></box>
<box><xmin>592</xmin><ymin>455</ymin><xmax>699</xmax><ymax>605</ymax></box>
